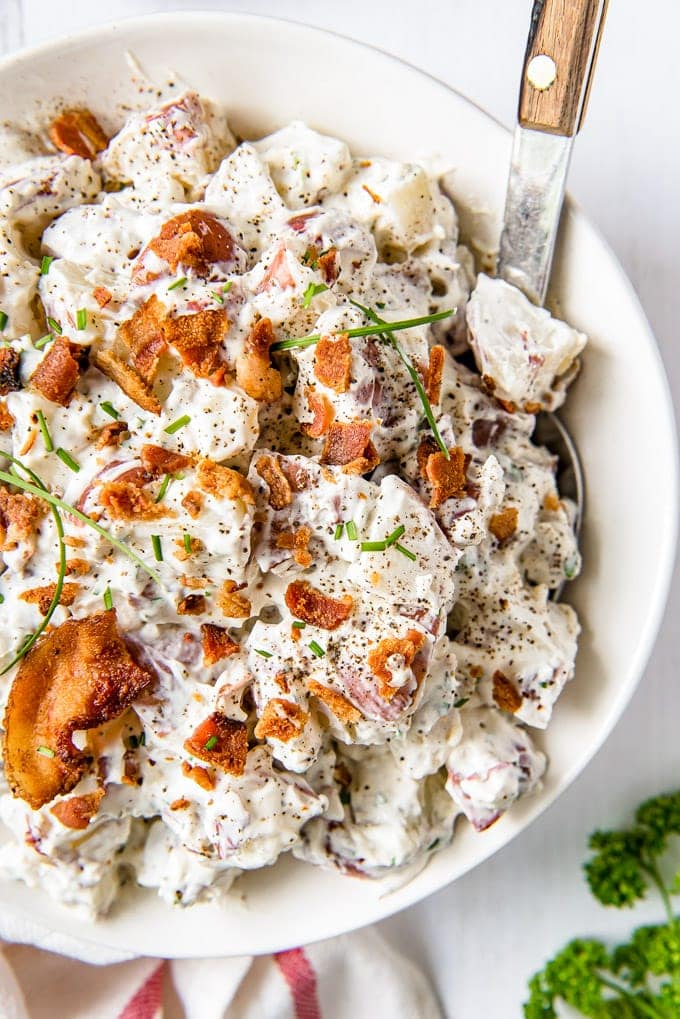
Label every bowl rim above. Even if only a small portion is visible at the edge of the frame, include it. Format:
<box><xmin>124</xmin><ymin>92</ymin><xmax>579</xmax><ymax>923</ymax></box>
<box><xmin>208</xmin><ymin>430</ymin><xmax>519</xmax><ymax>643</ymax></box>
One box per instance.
<box><xmin>0</xmin><ymin>8</ymin><xmax>678</xmax><ymax>956</ymax></box>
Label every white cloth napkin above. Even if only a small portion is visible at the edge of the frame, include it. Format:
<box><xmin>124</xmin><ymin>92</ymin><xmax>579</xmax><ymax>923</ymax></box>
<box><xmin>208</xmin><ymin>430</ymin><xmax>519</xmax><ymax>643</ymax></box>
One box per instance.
<box><xmin>0</xmin><ymin>912</ymin><xmax>442</xmax><ymax>1019</ymax></box>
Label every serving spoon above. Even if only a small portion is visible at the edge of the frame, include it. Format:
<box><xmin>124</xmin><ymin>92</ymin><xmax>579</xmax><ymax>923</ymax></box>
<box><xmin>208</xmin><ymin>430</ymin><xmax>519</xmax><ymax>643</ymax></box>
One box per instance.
<box><xmin>498</xmin><ymin>0</ymin><xmax>609</xmax><ymax>533</ymax></box>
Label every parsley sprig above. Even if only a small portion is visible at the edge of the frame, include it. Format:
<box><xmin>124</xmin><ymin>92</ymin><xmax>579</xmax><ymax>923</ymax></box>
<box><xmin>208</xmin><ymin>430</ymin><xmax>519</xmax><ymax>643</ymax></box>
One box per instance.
<box><xmin>525</xmin><ymin>790</ymin><xmax>680</xmax><ymax>1018</ymax></box>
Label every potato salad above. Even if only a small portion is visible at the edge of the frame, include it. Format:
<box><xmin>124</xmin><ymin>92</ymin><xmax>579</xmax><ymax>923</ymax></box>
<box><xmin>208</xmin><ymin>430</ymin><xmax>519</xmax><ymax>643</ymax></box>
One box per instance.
<box><xmin>0</xmin><ymin>91</ymin><xmax>584</xmax><ymax>914</ymax></box>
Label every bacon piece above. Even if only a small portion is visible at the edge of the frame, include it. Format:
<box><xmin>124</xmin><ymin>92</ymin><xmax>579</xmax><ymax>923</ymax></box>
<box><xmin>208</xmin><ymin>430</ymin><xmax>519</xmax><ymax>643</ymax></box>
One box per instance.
<box><xmin>425</xmin><ymin>447</ymin><xmax>468</xmax><ymax>508</ymax></box>
<box><xmin>318</xmin><ymin>247</ymin><xmax>338</xmax><ymax>284</ymax></box>
<box><xmin>48</xmin><ymin>108</ymin><xmax>109</xmax><ymax>159</ymax></box>
<box><xmin>416</xmin><ymin>434</ymin><xmax>439</xmax><ymax>480</ymax></box>
<box><xmin>0</xmin><ymin>486</ymin><xmax>45</xmax><ymax>551</ymax></box>
<box><xmin>137</xmin><ymin>210</ymin><xmax>235</xmax><ymax>279</ymax></box>
<box><xmin>140</xmin><ymin>444</ymin><xmax>192</xmax><ymax>477</ymax></box>
<box><xmin>179</xmin><ymin>573</ymin><xmax>207</xmax><ymax>589</ymax></box>
<box><xmin>118</xmin><ymin>295</ymin><xmax>168</xmax><ymax>384</ymax></box>
<box><xmin>163</xmin><ymin>308</ymin><xmax>228</xmax><ymax>381</ymax></box>
<box><xmin>0</xmin><ymin>348</ymin><xmax>21</xmax><ymax>397</ymax></box>
<box><xmin>314</xmin><ymin>335</ymin><xmax>351</xmax><ymax>394</ymax></box>
<box><xmin>543</xmin><ymin>492</ymin><xmax>561</xmax><ymax>512</ymax></box>
<box><xmin>0</xmin><ymin>399</ymin><xmax>14</xmax><ymax>431</ymax></box>
<box><xmin>30</xmin><ymin>338</ymin><xmax>86</xmax><ymax>407</ymax></box>
<box><xmin>170</xmin><ymin>797</ymin><xmax>191</xmax><ymax>811</ymax></box>
<box><xmin>367</xmin><ymin>629</ymin><xmax>426</xmax><ymax>701</ymax></box>
<box><xmin>51</xmin><ymin>789</ymin><xmax>105</xmax><ymax>830</ymax></box>
<box><xmin>196</xmin><ymin>458</ymin><xmax>254</xmax><ymax>504</ymax></box>
<box><xmin>492</xmin><ymin>671</ymin><xmax>522</xmax><ymax>713</ymax></box>
<box><xmin>285</xmin><ymin>580</ymin><xmax>353</xmax><ymax>630</ymax></box>
<box><xmin>254</xmin><ymin>454</ymin><xmax>292</xmax><ymax>510</ymax></box>
<box><xmin>201</xmin><ymin>624</ymin><xmax>239</xmax><ymax>666</ymax></box>
<box><xmin>181</xmin><ymin>760</ymin><xmax>215</xmax><ymax>791</ymax></box>
<box><xmin>93</xmin><ymin>286</ymin><xmax>112</xmax><ymax>309</ymax></box>
<box><xmin>217</xmin><ymin>580</ymin><xmax>251</xmax><ymax>620</ymax></box>
<box><xmin>184</xmin><ymin>712</ymin><xmax>248</xmax><ymax>775</ymax></box>
<box><xmin>95</xmin><ymin>420</ymin><xmax>129</xmax><ymax>449</ymax></box>
<box><xmin>99</xmin><ymin>480</ymin><xmax>167</xmax><ymax>521</ymax></box>
<box><xmin>91</xmin><ymin>349</ymin><xmax>161</xmax><ymax>415</ymax></box>
<box><xmin>20</xmin><ymin>582</ymin><xmax>80</xmax><ymax>615</ymax></box>
<box><xmin>181</xmin><ymin>489</ymin><xmax>204</xmax><ymax>518</ymax></box>
<box><xmin>424</xmin><ymin>346</ymin><xmax>445</xmax><ymax>404</ymax></box>
<box><xmin>489</xmin><ymin>506</ymin><xmax>519</xmax><ymax>543</ymax></box>
<box><xmin>64</xmin><ymin>558</ymin><xmax>90</xmax><ymax>576</ymax></box>
<box><xmin>254</xmin><ymin>699</ymin><xmax>309</xmax><ymax>743</ymax></box>
<box><xmin>2</xmin><ymin>610</ymin><xmax>153</xmax><ymax>809</ymax></box>
<box><xmin>236</xmin><ymin>318</ymin><xmax>282</xmax><ymax>403</ymax></box>
<box><xmin>307</xmin><ymin>680</ymin><xmax>361</xmax><ymax>724</ymax></box>
<box><xmin>321</xmin><ymin>420</ymin><xmax>379</xmax><ymax>475</ymax></box>
<box><xmin>276</xmin><ymin>525</ymin><xmax>312</xmax><ymax>568</ymax></box>
<box><xmin>304</xmin><ymin>389</ymin><xmax>335</xmax><ymax>438</ymax></box>
<box><xmin>177</xmin><ymin>594</ymin><xmax>206</xmax><ymax>616</ymax></box>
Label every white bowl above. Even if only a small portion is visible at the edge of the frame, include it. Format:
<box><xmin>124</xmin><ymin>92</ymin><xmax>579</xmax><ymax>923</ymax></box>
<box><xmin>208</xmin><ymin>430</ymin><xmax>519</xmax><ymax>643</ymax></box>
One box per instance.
<box><xmin>0</xmin><ymin>12</ymin><xmax>677</xmax><ymax>958</ymax></box>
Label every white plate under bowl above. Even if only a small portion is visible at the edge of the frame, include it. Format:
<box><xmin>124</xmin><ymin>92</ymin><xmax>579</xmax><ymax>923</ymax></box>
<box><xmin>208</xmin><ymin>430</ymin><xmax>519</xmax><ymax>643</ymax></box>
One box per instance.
<box><xmin>0</xmin><ymin>13</ymin><xmax>676</xmax><ymax>958</ymax></box>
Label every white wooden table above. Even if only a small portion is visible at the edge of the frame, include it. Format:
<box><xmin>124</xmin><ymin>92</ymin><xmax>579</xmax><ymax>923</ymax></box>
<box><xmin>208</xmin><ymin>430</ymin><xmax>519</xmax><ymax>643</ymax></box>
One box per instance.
<box><xmin>2</xmin><ymin>2</ymin><xmax>679</xmax><ymax>1015</ymax></box>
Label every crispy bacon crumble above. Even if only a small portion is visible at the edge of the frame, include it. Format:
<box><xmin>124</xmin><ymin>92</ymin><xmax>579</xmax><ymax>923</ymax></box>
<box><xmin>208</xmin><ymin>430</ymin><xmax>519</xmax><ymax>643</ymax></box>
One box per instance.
<box><xmin>285</xmin><ymin>580</ymin><xmax>353</xmax><ymax>630</ymax></box>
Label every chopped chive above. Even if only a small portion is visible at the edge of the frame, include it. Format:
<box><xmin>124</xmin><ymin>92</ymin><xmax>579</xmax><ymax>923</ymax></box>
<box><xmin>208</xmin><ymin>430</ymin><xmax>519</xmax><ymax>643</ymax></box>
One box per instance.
<box><xmin>34</xmin><ymin>333</ymin><xmax>53</xmax><ymax>350</ymax></box>
<box><xmin>56</xmin><ymin>448</ymin><xmax>80</xmax><ymax>473</ymax></box>
<box><xmin>350</xmin><ymin>300</ymin><xmax>450</xmax><ymax>459</ymax></box>
<box><xmin>454</xmin><ymin>697</ymin><xmax>470</xmax><ymax>708</ymax></box>
<box><xmin>167</xmin><ymin>276</ymin><xmax>187</xmax><ymax>291</ymax></box>
<box><xmin>139</xmin><ymin>731</ymin><xmax>146</xmax><ymax>746</ymax></box>
<box><xmin>309</xmin><ymin>640</ymin><xmax>325</xmax><ymax>658</ymax></box>
<box><xmin>103</xmin><ymin>586</ymin><xmax>113</xmax><ymax>610</ymax></box>
<box><xmin>427</xmin><ymin>838</ymin><xmax>440</xmax><ymax>851</ymax></box>
<box><xmin>254</xmin><ymin>648</ymin><xmax>273</xmax><ymax>659</ymax></box>
<box><xmin>155</xmin><ymin>473</ymin><xmax>173</xmax><ymax>503</ymax></box>
<box><xmin>151</xmin><ymin>534</ymin><xmax>163</xmax><ymax>561</ymax></box>
<box><xmin>0</xmin><ymin>593</ymin><xmax>4</xmax><ymax>604</ymax></box>
<box><xmin>385</xmin><ymin>524</ymin><xmax>406</xmax><ymax>546</ymax></box>
<box><xmin>100</xmin><ymin>400</ymin><xmax>120</xmax><ymax>420</ymax></box>
<box><xmin>36</xmin><ymin>745</ymin><xmax>55</xmax><ymax>758</ymax></box>
<box><xmin>0</xmin><ymin>311</ymin><xmax>7</xmax><ymax>331</ymax></box>
<box><xmin>292</xmin><ymin>620</ymin><xmax>306</xmax><ymax>630</ymax></box>
<box><xmin>183</xmin><ymin>533</ymin><xmax>193</xmax><ymax>554</ymax></box>
<box><xmin>46</xmin><ymin>316</ymin><xmax>62</xmax><ymax>335</ymax></box>
<box><xmin>346</xmin><ymin>520</ymin><xmax>358</xmax><ymax>541</ymax></box>
<box><xmin>76</xmin><ymin>308</ymin><xmax>87</xmax><ymax>330</ymax></box>
<box><xmin>301</xmin><ymin>281</ymin><xmax>329</xmax><ymax>308</ymax></box>
<box><xmin>395</xmin><ymin>542</ymin><xmax>417</xmax><ymax>562</ymax></box>
<box><xmin>361</xmin><ymin>540</ymin><xmax>387</xmax><ymax>552</ymax></box>
<box><xmin>333</xmin><ymin>523</ymin><xmax>344</xmax><ymax>540</ymax></box>
<box><xmin>211</xmin><ymin>291</ymin><xmax>224</xmax><ymax>304</ymax></box>
<box><xmin>222</xmin><ymin>281</ymin><xmax>232</xmax><ymax>293</ymax></box>
<box><xmin>271</xmin><ymin>308</ymin><xmax>454</xmax><ymax>352</ymax></box>
<box><xmin>40</xmin><ymin>255</ymin><xmax>54</xmax><ymax>275</ymax></box>
<box><xmin>204</xmin><ymin>735</ymin><xmax>218</xmax><ymax>751</ymax></box>
<box><xmin>164</xmin><ymin>414</ymin><xmax>191</xmax><ymax>434</ymax></box>
<box><xmin>376</xmin><ymin>301</ymin><xmax>386</xmax><ymax>310</ymax></box>
<box><xmin>36</xmin><ymin>410</ymin><xmax>54</xmax><ymax>452</ymax></box>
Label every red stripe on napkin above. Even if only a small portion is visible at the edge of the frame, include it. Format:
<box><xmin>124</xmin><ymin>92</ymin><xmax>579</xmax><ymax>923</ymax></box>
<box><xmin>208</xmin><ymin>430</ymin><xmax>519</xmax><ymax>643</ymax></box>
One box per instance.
<box><xmin>117</xmin><ymin>961</ymin><xmax>165</xmax><ymax>1019</ymax></box>
<box><xmin>275</xmin><ymin>948</ymin><xmax>321</xmax><ymax>1019</ymax></box>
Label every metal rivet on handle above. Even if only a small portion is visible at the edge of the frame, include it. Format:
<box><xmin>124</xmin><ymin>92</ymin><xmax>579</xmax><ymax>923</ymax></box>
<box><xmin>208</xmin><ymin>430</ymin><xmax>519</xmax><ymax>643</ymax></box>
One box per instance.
<box><xmin>527</xmin><ymin>54</ymin><xmax>557</xmax><ymax>91</ymax></box>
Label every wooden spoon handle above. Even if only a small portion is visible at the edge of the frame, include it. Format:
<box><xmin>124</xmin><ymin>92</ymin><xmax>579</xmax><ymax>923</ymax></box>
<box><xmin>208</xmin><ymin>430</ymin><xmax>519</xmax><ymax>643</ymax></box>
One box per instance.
<box><xmin>518</xmin><ymin>0</ymin><xmax>609</xmax><ymax>137</ymax></box>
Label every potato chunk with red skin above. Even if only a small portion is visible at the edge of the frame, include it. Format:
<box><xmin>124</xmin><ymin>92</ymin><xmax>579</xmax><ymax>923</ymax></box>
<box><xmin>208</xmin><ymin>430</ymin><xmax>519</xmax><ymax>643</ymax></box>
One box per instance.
<box><xmin>285</xmin><ymin>580</ymin><xmax>353</xmax><ymax>630</ymax></box>
<box><xmin>2</xmin><ymin>611</ymin><xmax>154</xmax><ymax>809</ymax></box>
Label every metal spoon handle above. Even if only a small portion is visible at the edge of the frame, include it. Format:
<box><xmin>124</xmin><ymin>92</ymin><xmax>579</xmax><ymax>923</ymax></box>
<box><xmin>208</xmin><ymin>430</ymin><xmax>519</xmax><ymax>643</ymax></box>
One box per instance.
<box><xmin>519</xmin><ymin>0</ymin><xmax>609</xmax><ymax>138</ymax></box>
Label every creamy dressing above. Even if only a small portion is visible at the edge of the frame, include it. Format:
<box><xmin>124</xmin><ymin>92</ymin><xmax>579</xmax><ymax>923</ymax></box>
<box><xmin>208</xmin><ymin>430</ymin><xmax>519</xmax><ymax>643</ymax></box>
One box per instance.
<box><xmin>0</xmin><ymin>90</ymin><xmax>583</xmax><ymax>915</ymax></box>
